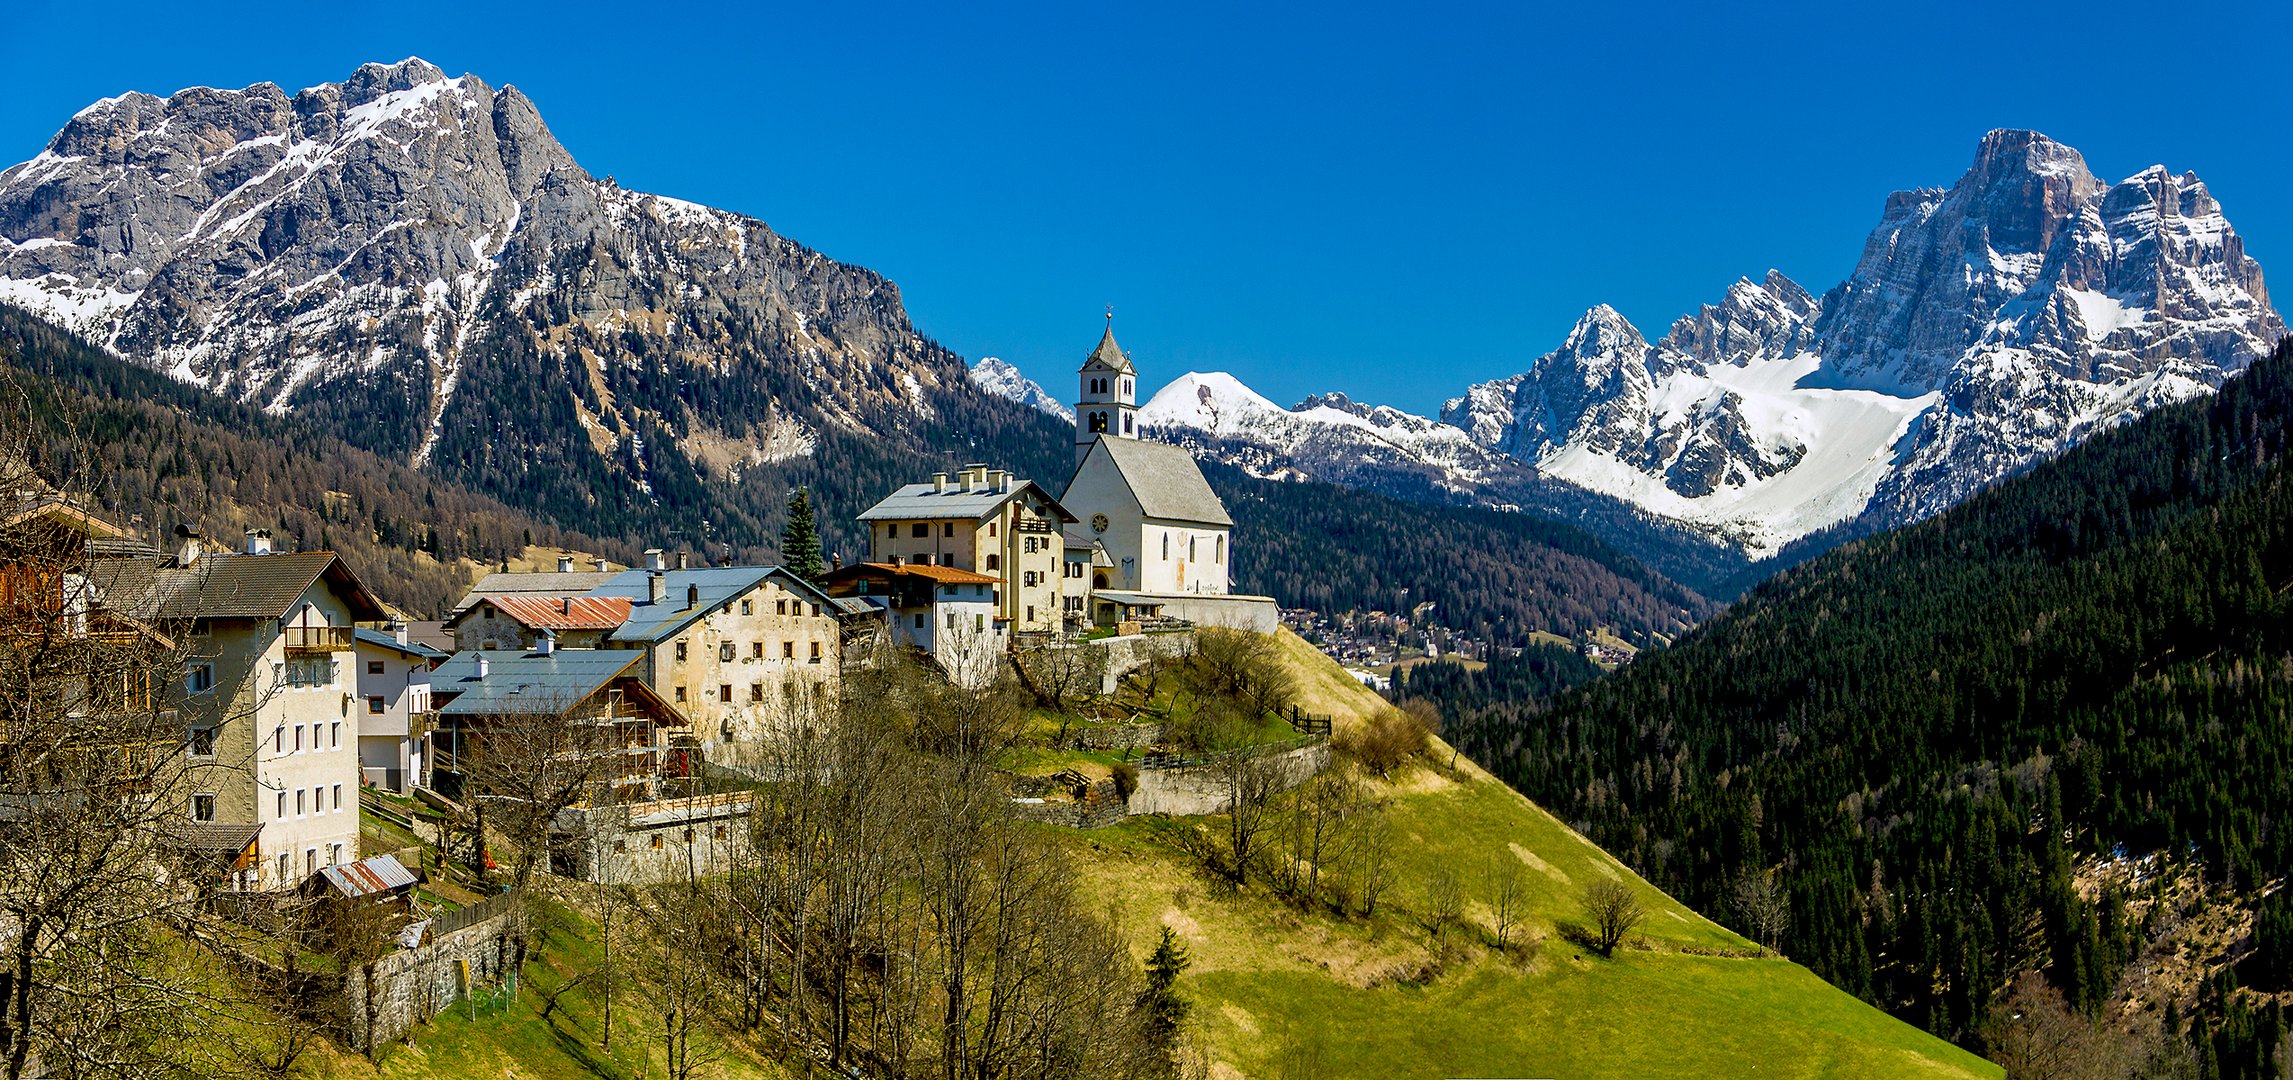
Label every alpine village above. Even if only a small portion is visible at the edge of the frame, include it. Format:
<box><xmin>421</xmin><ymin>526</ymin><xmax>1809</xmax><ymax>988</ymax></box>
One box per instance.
<box><xmin>0</xmin><ymin>34</ymin><xmax>2288</xmax><ymax>1080</ymax></box>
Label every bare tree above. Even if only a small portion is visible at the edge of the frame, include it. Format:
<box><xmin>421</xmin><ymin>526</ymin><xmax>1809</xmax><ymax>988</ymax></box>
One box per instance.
<box><xmin>1730</xmin><ymin>869</ymin><xmax>1790</xmax><ymax>952</ymax></box>
<box><xmin>1981</xmin><ymin>971</ymin><xmax>2141</xmax><ymax>1080</ymax></box>
<box><xmin>1012</xmin><ymin>640</ymin><xmax>1105</xmax><ymax>719</ymax></box>
<box><xmin>1425</xmin><ymin>867</ymin><xmax>1465</xmax><ymax>955</ymax></box>
<box><xmin>1485</xmin><ymin>853</ymin><xmax>1526</xmax><ymax>953</ymax></box>
<box><xmin>0</xmin><ymin>389</ymin><xmax>245</xmax><ymax>1080</ymax></box>
<box><xmin>632</xmin><ymin>846</ymin><xmax>723</xmax><ymax>1080</ymax></box>
<box><xmin>1580</xmin><ymin>878</ymin><xmax>1645</xmax><ymax>957</ymax></box>
<box><xmin>1346</xmin><ymin>811</ymin><xmax>1399</xmax><ymax>918</ymax></box>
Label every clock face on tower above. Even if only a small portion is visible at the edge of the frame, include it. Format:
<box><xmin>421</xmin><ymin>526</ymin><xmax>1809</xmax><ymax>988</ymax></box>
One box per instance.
<box><xmin>1091</xmin><ymin>514</ymin><xmax>1109</xmax><ymax>534</ymax></box>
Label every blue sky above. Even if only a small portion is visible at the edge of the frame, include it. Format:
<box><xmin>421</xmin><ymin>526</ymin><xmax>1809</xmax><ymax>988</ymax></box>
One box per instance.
<box><xmin>4</xmin><ymin>0</ymin><xmax>2287</xmax><ymax>414</ymax></box>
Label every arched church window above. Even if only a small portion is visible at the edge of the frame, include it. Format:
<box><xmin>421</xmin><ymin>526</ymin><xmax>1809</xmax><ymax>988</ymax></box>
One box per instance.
<box><xmin>1089</xmin><ymin>412</ymin><xmax>1108</xmax><ymax>433</ymax></box>
<box><xmin>1123</xmin><ymin>414</ymin><xmax>1133</xmax><ymax>434</ymax></box>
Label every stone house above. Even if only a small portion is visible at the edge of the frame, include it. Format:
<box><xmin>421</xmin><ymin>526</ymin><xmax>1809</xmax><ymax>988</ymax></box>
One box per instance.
<box><xmin>93</xmin><ymin>527</ymin><xmax>388</xmax><ymax>890</ymax></box>
<box><xmin>855</xmin><ymin>463</ymin><xmax>1077</xmax><ymax>634</ymax></box>
<box><xmin>426</xmin><ymin>649</ymin><xmax>693</xmax><ymax>805</ymax></box>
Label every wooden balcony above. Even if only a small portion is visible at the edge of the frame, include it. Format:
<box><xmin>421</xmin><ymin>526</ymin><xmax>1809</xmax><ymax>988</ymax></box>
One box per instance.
<box><xmin>281</xmin><ymin>625</ymin><xmax>355</xmax><ymax>653</ymax></box>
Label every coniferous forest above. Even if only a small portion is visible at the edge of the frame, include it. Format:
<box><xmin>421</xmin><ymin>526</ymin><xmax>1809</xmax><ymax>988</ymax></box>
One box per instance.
<box><xmin>1439</xmin><ymin>340</ymin><xmax>2293</xmax><ymax>1075</ymax></box>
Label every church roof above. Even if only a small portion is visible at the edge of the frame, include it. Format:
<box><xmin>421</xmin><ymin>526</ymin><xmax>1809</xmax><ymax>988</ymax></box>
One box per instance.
<box><xmin>1082</xmin><ymin>325</ymin><xmax>1135</xmax><ymax>373</ymax></box>
<box><xmin>1084</xmin><ymin>438</ymin><xmax>1233</xmax><ymax>527</ymax></box>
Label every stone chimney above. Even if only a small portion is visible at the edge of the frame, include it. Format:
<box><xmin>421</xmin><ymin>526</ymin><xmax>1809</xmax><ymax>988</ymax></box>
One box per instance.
<box><xmin>243</xmin><ymin>528</ymin><xmax>273</xmax><ymax>555</ymax></box>
<box><xmin>645</xmin><ymin>548</ymin><xmax>666</xmax><ymax>571</ymax></box>
<box><xmin>557</xmin><ymin>553</ymin><xmax>575</xmax><ymax>573</ymax></box>
<box><xmin>174</xmin><ymin>525</ymin><xmax>204</xmax><ymax>567</ymax></box>
<box><xmin>648</xmin><ymin>571</ymin><xmax>667</xmax><ymax>604</ymax></box>
<box><xmin>675</xmin><ymin>551</ymin><xmax>690</xmax><ymax>571</ymax></box>
<box><xmin>475</xmin><ymin>655</ymin><xmax>489</xmax><ymax>680</ymax></box>
<box><xmin>685</xmin><ymin>583</ymin><xmax>700</xmax><ymax>609</ymax></box>
<box><xmin>933</xmin><ymin>471</ymin><xmax>949</xmax><ymax>493</ymax></box>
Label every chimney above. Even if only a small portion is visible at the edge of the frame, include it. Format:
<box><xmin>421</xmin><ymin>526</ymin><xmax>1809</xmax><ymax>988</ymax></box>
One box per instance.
<box><xmin>645</xmin><ymin>548</ymin><xmax>666</xmax><ymax>571</ymax></box>
<box><xmin>557</xmin><ymin>553</ymin><xmax>575</xmax><ymax>573</ymax></box>
<box><xmin>593</xmin><ymin>557</ymin><xmax>610</xmax><ymax>572</ymax></box>
<box><xmin>991</xmin><ymin>470</ymin><xmax>1009</xmax><ymax>493</ymax></box>
<box><xmin>536</xmin><ymin>629</ymin><xmax>555</xmax><ymax>656</ymax></box>
<box><xmin>243</xmin><ymin>528</ymin><xmax>273</xmax><ymax>555</ymax></box>
<box><xmin>174</xmin><ymin>525</ymin><xmax>204</xmax><ymax>567</ymax></box>
<box><xmin>475</xmin><ymin>655</ymin><xmax>489</xmax><ymax>680</ymax></box>
<box><xmin>648</xmin><ymin>571</ymin><xmax>667</xmax><ymax>604</ymax></box>
<box><xmin>391</xmin><ymin>621</ymin><xmax>409</xmax><ymax>646</ymax></box>
<box><xmin>933</xmin><ymin>472</ymin><xmax>949</xmax><ymax>494</ymax></box>
<box><xmin>685</xmin><ymin>583</ymin><xmax>700</xmax><ymax>609</ymax></box>
<box><xmin>561</xmin><ymin>596</ymin><xmax>573</xmax><ymax>615</ymax></box>
<box><xmin>675</xmin><ymin>551</ymin><xmax>690</xmax><ymax>571</ymax></box>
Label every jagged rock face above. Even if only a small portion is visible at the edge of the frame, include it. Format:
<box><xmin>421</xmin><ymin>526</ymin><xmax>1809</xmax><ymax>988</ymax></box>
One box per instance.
<box><xmin>0</xmin><ymin>58</ymin><xmax>960</xmax><ymax>475</ymax></box>
<box><xmin>1435</xmin><ymin>129</ymin><xmax>2282</xmax><ymax>554</ymax></box>
<box><xmin>969</xmin><ymin>357</ymin><xmax>1072</xmax><ymax>420</ymax></box>
<box><xmin>1441</xmin><ymin>305</ymin><xmax>1656</xmax><ymax>459</ymax></box>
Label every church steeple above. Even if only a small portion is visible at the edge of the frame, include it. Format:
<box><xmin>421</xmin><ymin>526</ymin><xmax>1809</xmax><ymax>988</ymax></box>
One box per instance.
<box><xmin>1075</xmin><ymin>316</ymin><xmax>1140</xmax><ymax>463</ymax></box>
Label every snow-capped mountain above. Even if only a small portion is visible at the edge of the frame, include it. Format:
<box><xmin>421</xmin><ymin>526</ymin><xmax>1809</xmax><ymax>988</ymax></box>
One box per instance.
<box><xmin>1437</xmin><ymin>130</ymin><xmax>2281</xmax><ymax>553</ymax></box>
<box><xmin>0</xmin><ymin>58</ymin><xmax>969</xmax><ymax>479</ymax></box>
<box><xmin>968</xmin><ymin>357</ymin><xmax>1071</xmax><ymax>420</ymax></box>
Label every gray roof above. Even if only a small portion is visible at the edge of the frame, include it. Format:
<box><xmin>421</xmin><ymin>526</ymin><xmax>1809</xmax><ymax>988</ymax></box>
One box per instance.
<box><xmin>430</xmin><ymin>650</ymin><xmax>646</xmax><ymax>716</ymax></box>
<box><xmin>354</xmin><ymin>627</ymin><xmax>450</xmax><ymax>661</ymax></box>
<box><xmin>1083</xmin><ymin>325</ymin><xmax>1136</xmax><ymax>373</ymax></box>
<box><xmin>90</xmin><ymin>552</ymin><xmax>387</xmax><ymax>622</ymax></box>
<box><xmin>855</xmin><ymin>478</ymin><xmax>1077</xmax><ymax>524</ymax></box>
<box><xmin>1077</xmin><ymin>438</ymin><xmax>1233</xmax><ymax>527</ymax></box>
<box><xmin>587</xmin><ymin>566</ymin><xmax>836</xmax><ymax>643</ymax></box>
<box><xmin>451</xmin><ymin>570</ymin><xmax>621</xmax><ymax>615</ymax></box>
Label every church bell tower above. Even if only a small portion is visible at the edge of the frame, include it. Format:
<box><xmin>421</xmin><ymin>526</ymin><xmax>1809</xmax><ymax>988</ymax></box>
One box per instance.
<box><xmin>1075</xmin><ymin>318</ymin><xmax>1139</xmax><ymax>464</ymax></box>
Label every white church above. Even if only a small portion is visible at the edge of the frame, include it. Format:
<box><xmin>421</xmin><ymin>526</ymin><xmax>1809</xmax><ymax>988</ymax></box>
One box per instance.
<box><xmin>1057</xmin><ymin>323</ymin><xmax>1278</xmax><ymax>633</ymax></box>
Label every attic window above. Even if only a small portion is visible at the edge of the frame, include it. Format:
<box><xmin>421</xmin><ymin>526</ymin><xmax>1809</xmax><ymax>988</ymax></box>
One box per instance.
<box><xmin>675</xmin><ymin>641</ymin><xmax>688</xmax><ymax>661</ymax></box>
<box><xmin>741</xmin><ymin>600</ymin><xmax>752</xmax><ymax>615</ymax></box>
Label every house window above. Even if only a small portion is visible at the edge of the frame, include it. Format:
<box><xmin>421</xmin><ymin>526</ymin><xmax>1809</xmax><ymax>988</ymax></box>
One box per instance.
<box><xmin>942</xmin><ymin>522</ymin><xmax>955</xmax><ymax>538</ymax></box>
<box><xmin>947</xmin><ymin>612</ymin><xmax>958</xmax><ymax>629</ymax></box>
<box><xmin>367</xmin><ymin>660</ymin><xmax>385</xmax><ymax>676</ymax></box>
<box><xmin>776</xmin><ymin>599</ymin><xmax>787</xmax><ymax>615</ymax></box>
<box><xmin>293</xmin><ymin>725</ymin><xmax>303</xmax><ymax>752</ymax></box>
<box><xmin>278</xmin><ymin>854</ymin><xmax>290</xmax><ymax>882</ymax></box>
<box><xmin>916</xmin><ymin>554</ymin><xmax>933</xmax><ymax>566</ymax></box>
<box><xmin>1026</xmin><ymin>606</ymin><xmax>1035</xmax><ymax>623</ymax></box>
<box><xmin>675</xmin><ymin>685</ymin><xmax>687</xmax><ymax>702</ymax></box>
<box><xmin>185</xmin><ymin>663</ymin><xmax>215</xmax><ymax>693</ymax></box>
<box><xmin>809</xmin><ymin>642</ymin><xmax>821</xmax><ymax>664</ymax></box>
<box><xmin>682</xmin><ymin>828</ymin><xmax>695</xmax><ymax>844</ymax></box>
<box><xmin>885</xmin><ymin>524</ymin><xmax>895</xmax><ymax>540</ymax></box>
<box><xmin>811</xmin><ymin>603</ymin><xmax>821</xmax><ymax>617</ymax></box>
<box><xmin>750</xmin><ymin>682</ymin><xmax>763</xmax><ymax>702</ymax></box>
<box><xmin>330</xmin><ymin>844</ymin><xmax>343</xmax><ymax>866</ymax></box>
<box><xmin>192</xmin><ymin>794</ymin><xmax>215</xmax><ymax>822</ymax></box>
<box><xmin>986</xmin><ymin>554</ymin><xmax>1000</xmax><ymax>571</ymax></box>
<box><xmin>913</xmin><ymin>613</ymin><xmax>925</xmax><ymax>629</ymax></box>
<box><xmin>331</xmin><ymin>721</ymin><xmax>342</xmax><ymax>747</ymax></box>
<box><xmin>714</xmin><ymin>825</ymin><xmax>727</xmax><ymax>841</ymax></box>
<box><xmin>333</xmin><ymin>784</ymin><xmax>342</xmax><ymax>810</ymax></box>
<box><xmin>306</xmin><ymin>849</ymin><xmax>317</xmax><ymax>875</ymax></box>
<box><xmin>675</xmin><ymin>640</ymin><xmax>689</xmax><ymax>661</ymax></box>
<box><xmin>1216</xmin><ymin>536</ymin><xmax>1225</xmax><ymax>563</ymax></box>
<box><xmin>650</xmin><ymin>834</ymin><xmax>664</xmax><ymax>850</ymax></box>
<box><xmin>782</xmin><ymin>642</ymin><xmax>795</xmax><ymax>659</ymax></box>
<box><xmin>295</xmin><ymin>789</ymin><xmax>305</xmax><ymax>816</ymax></box>
<box><xmin>741</xmin><ymin>599</ymin><xmax>753</xmax><ymax>615</ymax></box>
<box><xmin>615</xmin><ymin>839</ymin><xmax>628</xmax><ymax>854</ymax></box>
<box><xmin>368</xmin><ymin>696</ymin><xmax>385</xmax><ymax>714</ymax></box>
<box><xmin>1189</xmin><ymin>537</ymin><xmax>1197</xmax><ymax>561</ymax></box>
<box><xmin>989</xmin><ymin>521</ymin><xmax>999</xmax><ymax>537</ymax></box>
<box><xmin>911</xmin><ymin>523</ymin><xmax>928</xmax><ymax>538</ymax></box>
<box><xmin>975</xmin><ymin>614</ymin><xmax>986</xmax><ymax>631</ymax></box>
<box><xmin>751</xmin><ymin>641</ymin><xmax>764</xmax><ymax>659</ymax></box>
<box><xmin>1123</xmin><ymin>414</ymin><xmax>1134</xmax><ymax>434</ymax></box>
<box><xmin>719</xmin><ymin>642</ymin><xmax>736</xmax><ymax>662</ymax></box>
<box><xmin>189</xmin><ymin>726</ymin><xmax>217</xmax><ymax>757</ymax></box>
<box><xmin>276</xmin><ymin>791</ymin><xmax>285</xmax><ymax>818</ymax></box>
<box><xmin>719</xmin><ymin>684</ymin><xmax>732</xmax><ymax>702</ymax></box>
<box><xmin>1162</xmin><ymin>532</ymin><xmax>1169</xmax><ymax>560</ymax></box>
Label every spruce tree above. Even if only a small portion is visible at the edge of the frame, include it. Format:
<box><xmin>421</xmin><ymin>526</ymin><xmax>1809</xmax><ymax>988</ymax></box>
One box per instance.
<box><xmin>1137</xmin><ymin>926</ymin><xmax>1190</xmax><ymax>1066</ymax></box>
<box><xmin>780</xmin><ymin>488</ymin><xmax>827</xmax><ymax>584</ymax></box>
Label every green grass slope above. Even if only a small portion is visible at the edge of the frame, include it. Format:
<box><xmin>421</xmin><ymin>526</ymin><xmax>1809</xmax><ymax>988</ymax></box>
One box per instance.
<box><xmin>1060</xmin><ymin>630</ymin><xmax>1997</xmax><ymax>1079</ymax></box>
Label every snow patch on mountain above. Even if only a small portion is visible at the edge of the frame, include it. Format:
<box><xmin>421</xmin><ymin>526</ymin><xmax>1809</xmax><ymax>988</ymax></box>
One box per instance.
<box><xmin>969</xmin><ymin>356</ymin><xmax>1072</xmax><ymax>420</ymax></box>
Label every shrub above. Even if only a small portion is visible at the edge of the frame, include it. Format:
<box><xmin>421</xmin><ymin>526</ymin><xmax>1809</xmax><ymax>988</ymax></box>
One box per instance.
<box><xmin>1338</xmin><ymin>707</ymin><xmax>1433</xmax><ymax>777</ymax></box>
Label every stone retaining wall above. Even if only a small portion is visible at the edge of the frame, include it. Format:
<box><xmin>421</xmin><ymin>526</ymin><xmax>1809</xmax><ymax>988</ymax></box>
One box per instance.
<box><xmin>344</xmin><ymin>906</ymin><xmax>516</xmax><ymax>1051</ymax></box>
<box><xmin>1127</xmin><ymin>742</ymin><xmax>1331</xmax><ymax>818</ymax></box>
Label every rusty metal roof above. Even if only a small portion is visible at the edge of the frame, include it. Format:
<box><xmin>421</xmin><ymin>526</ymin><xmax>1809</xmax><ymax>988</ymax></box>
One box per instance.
<box><xmin>315</xmin><ymin>853</ymin><xmax>416</xmax><ymax>898</ymax></box>
<box><xmin>475</xmin><ymin>594</ymin><xmax>635</xmax><ymax>631</ymax></box>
